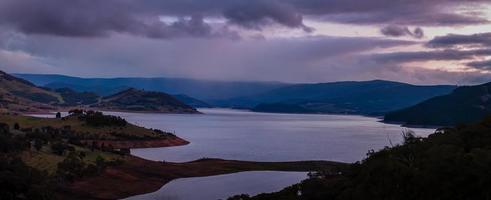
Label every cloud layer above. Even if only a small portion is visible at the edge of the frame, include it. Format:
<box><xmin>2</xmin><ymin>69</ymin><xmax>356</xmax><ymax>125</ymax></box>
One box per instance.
<box><xmin>426</xmin><ymin>32</ymin><xmax>491</xmax><ymax>48</ymax></box>
<box><xmin>0</xmin><ymin>0</ymin><xmax>489</xmax><ymax>38</ymax></box>
<box><xmin>0</xmin><ymin>1</ymin><xmax>490</xmax><ymax>85</ymax></box>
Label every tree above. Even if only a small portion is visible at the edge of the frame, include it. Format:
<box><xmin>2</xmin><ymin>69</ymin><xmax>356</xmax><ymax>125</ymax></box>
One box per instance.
<box><xmin>50</xmin><ymin>142</ymin><xmax>74</xmax><ymax>155</ymax></box>
<box><xmin>0</xmin><ymin>123</ymin><xmax>9</xmax><ymax>135</ymax></box>
<box><xmin>68</xmin><ymin>109</ymin><xmax>84</xmax><ymax>116</ymax></box>
<box><xmin>95</xmin><ymin>155</ymin><xmax>106</xmax><ymax>173</ymax></box>
<box><xmin>56</xmin><ymin>152</ymin><xmax>85</xmax><ymax>182</ymax></box>
<box><xmin>33</xmin><ymin>139</ymin><xmax>43</xmax><ymax>151</ymax></box>
<box><xmin>119</xmin><ymin>148</ymin><xmax>131</xmax><ymax>155</ymax></box>
<box><xmin>78</xmin><ymin>151</ymin><xmax>86</xmax><ymax>160</ymax></box>
<box><xmin>13</xmin><ymin>123</ymin><xmax>20</xmax><ymax>130</ymax></box>
<box><xmin>91</xmin><ymin>141</ymin><xmax>96</xmax><ymax>151</ymax></box>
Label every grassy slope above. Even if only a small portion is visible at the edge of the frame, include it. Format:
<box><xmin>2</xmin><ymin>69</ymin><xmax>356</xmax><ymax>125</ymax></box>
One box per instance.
<box><xmin>0</xmin><ymin>114</ymin><xmax>161</xmax><ymax>140</ymax></box>
<box><xmin>95</xmin><ymin>88</ymin><xmax>199</xmax><ymax>113</ymax></box>
<box><xmin>20</xmin><ymin>146</ymin><xmax>120</xmax><ymax>175</ymax></box>
<box><xmin>0</xmin><ymin>71</ymin><xmax>63</xmax><ymax>112</ymax></box>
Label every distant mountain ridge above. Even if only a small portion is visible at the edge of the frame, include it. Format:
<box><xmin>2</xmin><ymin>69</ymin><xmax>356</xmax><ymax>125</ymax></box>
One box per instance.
<box><xmin>385</xmin><ymin>82</ymin><xmax>491</xmax><ymax>126</ymax></box>
<box><xmin>246</xmin><ymin>80</ymin><xmax>457</xmax><ymax>115</ymax></box>
<box><xmin>93</xmin><ymin>88</ymin><xmax>199</xmax><ymax>113</ymax></box>
<box><xmin>14</xmin><ymin>73</ymin><xmax>287</xmax><ymax>100</ymax></box>
<box><xmin>16</xmin><ymin>73</ymin><xmax>458</xmax><ymax>115</ymax></box>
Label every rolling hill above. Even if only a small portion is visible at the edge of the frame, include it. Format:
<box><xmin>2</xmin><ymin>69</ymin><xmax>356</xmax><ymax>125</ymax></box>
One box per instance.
<box><xmin>93</xmin><ymin>88</ymin><xmax>199</xmax><ymax>113</ymax></box>
<box><xmin>173</xmin><ymin>94</ymin><xmax>212</xmax><ymax>108</ymax></box>
<box><xmin>54</xmin><ymin>88</ymin><xmax>100</xmax><ymax>106</ymax></box>
<box><xmin>384</xmin><ymin>82</ymin><xmax>491</xmax><ymax>126</ymax></box>
<box><xmin>247</xmin><ymin>80</ymin><xmax>456</xmax><ymax>115</ymax></box>
<box><xmin>14</xmin><ymin>73</ymin><xmax>458</xmax><ymax>115</ymax></box>
<box><xmin>0</xmin><ymin>70</ymin><xmax>63</xmax><ymax>112</ymax></box>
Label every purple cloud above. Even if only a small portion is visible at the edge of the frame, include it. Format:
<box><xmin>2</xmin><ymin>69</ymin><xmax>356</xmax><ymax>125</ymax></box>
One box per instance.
<box><xmin>467</xmin><ymin>59</ymin><xmax>491</xmax><ymax>70</ymax></box>
<box><xmin>0</xmin><ymin>0</ymin><xmax>489</xmax><ymax>38</ymax></box>
<box><xmin>426</xmin><ymin>32</ymin><xmax>491</xmax><ymax>48</ymax></box>
<box><xmin>380</xmin><ymin>25</ymin><xmax>424</xmax><ymax>38</ymax></box>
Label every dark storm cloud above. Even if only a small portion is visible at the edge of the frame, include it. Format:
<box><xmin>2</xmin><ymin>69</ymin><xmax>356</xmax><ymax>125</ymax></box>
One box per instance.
<box><xmin>150</xmin><ymin>0</ymin><xmax>490</xmax><ymax>26</ymax></box>
<box><xmin>372</xmin><ymin>48</ymin><xmax>491</xmax><ymax>63</ymax></box>
<box><xmin>222</xmin><ymin>1</ymin><xmax>313</xmax><ymax>32</ymax></box>
<box><xmin>380</xmin><ymin>25</ymin><xmax>424</xmax><ymax>39</ymax></box>
<box><xmin>426</xmin><ymin>32</ymin><xmax>491</xmax><ymax>48</ymax></box>
<box><xmin>372</xmin><ymin>32</ymin><xmax>491</xmax><ymax>66</ymax></box>
<box><xmin>0</xmin><ymin>0</ymin><xmax>237</xmax><ymax>38</ymax></box>
<box><xmin>321</xmin><ymin>10</ymin><xmax>489</xmax><ymax>26</ymax></box>
<box><xmin>0</xmin><ymin>0</ymin><xmax>489</xmax><ymax>38</ymax></box>
<box><xmin>467</xmin><ymin>60</ymin><xmax>491</xmax><ymax>69</ymax></box>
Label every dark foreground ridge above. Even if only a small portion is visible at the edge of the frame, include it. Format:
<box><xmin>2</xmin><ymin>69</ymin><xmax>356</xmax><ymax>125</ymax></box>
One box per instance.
<box><xmin>229</xmin><ymin>118</ymin><xmax>491</xmax><ymax>200</ymax></box>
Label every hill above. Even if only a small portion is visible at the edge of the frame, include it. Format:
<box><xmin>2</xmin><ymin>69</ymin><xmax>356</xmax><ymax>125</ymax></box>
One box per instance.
<box><xmin>0</xmin><ymin>110</ymin><xmax>189</xmax><ymax>199</ymax></box>
<box><xmin>384</xmin><ymin>82</ymin><xmax>491</xmax><ymax>126</ymax></box>
<box><xmin>93</xmin><ymin>88</ymin><xmax>199</xmax><ymax>113</ymax></box>
<box><xmin>248</xmin><ymin>80</ymin><xmax>456</xmax><ymax>115</ymax></box>
<box><xmin>54</xmin><ymin>88</ymin><xmax>100</xmax><ymax>106</ymax></box>
<box><xmin>14</xmin><ymin>74</ymin><xmax>457</xmax><ymax>115</ymax></box>
<box><xmin>14</xmin><ymin>73</ymin><xmax>287</xmax><ymax>100</ymax></box>
<box><xmin>0</xmin><ymin>71</ymin><xmax>63</xmax><ymax>112</ymax></box>
<box><xmin>173</xmin><ymin>94</ymin><xmax>212</xmax><ymax>108</ymax></box>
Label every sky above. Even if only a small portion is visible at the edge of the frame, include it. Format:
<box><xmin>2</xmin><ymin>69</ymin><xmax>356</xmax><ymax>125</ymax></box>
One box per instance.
<box><xmin>0</xmin><ymin>0</ymin><xmax>491</xmax><ymax>85</ymax></box>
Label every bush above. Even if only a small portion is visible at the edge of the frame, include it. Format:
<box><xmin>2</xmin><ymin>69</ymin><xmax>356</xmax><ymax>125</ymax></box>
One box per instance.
<box><xmin>56</xmin><ymin>153</ymin><xmax>85</xmax><ymax>182</ymax></box>
<box><xmin>84</xmin><ymin>111</ymin><xmax>127</xmax><ymax>127</ymax></box>
<box><xmin>0</xmin><ymin>158</ymin><xmax>53</xmax><ymax>199</ymax></box>
<box><xmin>50</xmin><ymin>142</ymin><xmax>75</xmax><ymax>155</ymax></box>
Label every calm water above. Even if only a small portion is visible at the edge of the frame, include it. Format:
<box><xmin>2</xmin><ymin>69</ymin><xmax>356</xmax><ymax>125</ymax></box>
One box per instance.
<box><xmin>33</xmin><ymin>109</ymin><xmax>435</xmax><ymax>200</ymax></box>
<box><xmin>106</xmin><ymin>108</ymin><xmax>434</xmax><ymax>163</ymax></box>
<box><xmin>125</xmin><ymin>171</ymin><xmax>307</xmax><ymax>200</ymax></box>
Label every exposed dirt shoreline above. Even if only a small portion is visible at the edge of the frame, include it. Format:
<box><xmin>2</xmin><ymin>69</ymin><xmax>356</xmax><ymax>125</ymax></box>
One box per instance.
<box><xmin>58</xmin><ymin>156</ymin><xmax>347</xmax><ymax>200</ymax></box>
<box><xmin>82</xmin><ymin>137</ymin><xmax>190</xmax><ymax>149</ymax></box>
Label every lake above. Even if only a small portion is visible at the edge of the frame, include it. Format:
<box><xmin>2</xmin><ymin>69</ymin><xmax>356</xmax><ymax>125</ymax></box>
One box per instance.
<box><xmin>34</xmin><ymin>109</ymin><xmax>435</xmax><ymax>200</ymax></box>
<box><xmin>106</xmin><ymin>108</ymin><xmax>434</xmax><ymax>163</ymax></box>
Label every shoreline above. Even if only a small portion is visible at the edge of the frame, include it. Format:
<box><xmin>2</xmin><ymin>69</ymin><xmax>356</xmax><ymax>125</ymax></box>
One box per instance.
<box><xmin>381</xmin><ymin>120</ymin><xmax>444</xmax><ymax>129</ymax></box>
<box><xmin>23</xmin><ymin>107</ymin><xmax>203</xmax><ymax>115</ymax></box>
<box><xmin>82</xmin><ymin>137</ymin><xmax>190</xmax><ymax>149</ymax></box>
<box><xmin>58</xmin><ymin>156</ymin><xmax>347</xmax><ymax>200</ymax></box>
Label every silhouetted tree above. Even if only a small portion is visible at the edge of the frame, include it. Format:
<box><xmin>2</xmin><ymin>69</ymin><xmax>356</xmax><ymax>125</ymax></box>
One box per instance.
<box><xmin>13</xmin><ymin>123</ymin><xmax>20</xmax><ymax>130</ymax></box>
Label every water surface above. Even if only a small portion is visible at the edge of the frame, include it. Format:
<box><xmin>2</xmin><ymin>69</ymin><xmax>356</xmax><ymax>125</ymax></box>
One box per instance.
<box><xmin>126</xmin><ymin>171</ymin><xmax>307</xmax><ymax>200</ymax></box>
<box><xmin>106</xmin><ymin>108</ymin><xmax>434</xmax><ymax>163</ymax></box>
